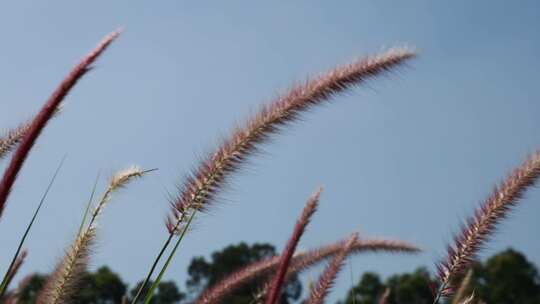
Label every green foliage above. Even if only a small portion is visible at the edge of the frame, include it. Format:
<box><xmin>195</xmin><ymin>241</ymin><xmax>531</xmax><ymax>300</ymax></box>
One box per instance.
<box><xmin>342</xmin><ymin>268</ymin><xmax>433</xmax><ymax>304</ymax></box>
<box><xmin>16</xmin><ymin>273</ymin><xmax>47</xmax><ymax>304</ymax></box>
<box><xmin>342</xmin><ymin>272</ymin><xmax>384</xmax><ymax>304</ymax></box>
<box><xmin>385</xmin><ymin>267</ymin><xmax>433</xmax><ymax>304</ymax></box>
<box><xmin>186</xmin><ymin>242</ymin><xmax>302</xmax><ymax>303</ymax></box>
<box><xmin>11</xmin><ymin>248</ymin><xmax>540</xmax><ymax>304</ymax></box>
<box><xmin>342</xmin><ymin>248</ymin><xmax>540</xmax><ymax>304</ymax></box>
<box><xmin>472</xmin><ymin>248</ymin><xmax>540</xmax><ymax>303</ymax></box>
<box><xmin>17</xmin><ymin>267</ymin><xmax>185</xmax><ymax>304</ymax></box>
<box><xmin>78</xmin><ymin>266</ymin><xmax>127</xmax><ymax>303</ymax></box>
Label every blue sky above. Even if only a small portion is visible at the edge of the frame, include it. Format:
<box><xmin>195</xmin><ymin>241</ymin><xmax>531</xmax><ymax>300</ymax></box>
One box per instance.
<box><xmin>1</xmin><ymin>1</ymin><xmax>539</xmax><ymax>302</ymax></box>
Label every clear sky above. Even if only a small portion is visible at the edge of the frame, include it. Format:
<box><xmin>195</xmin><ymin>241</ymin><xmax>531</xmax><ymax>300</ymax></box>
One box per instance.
<box><xmin>1</xmin><ymin>1</ymin><xmax>539</xmax><ymax>302</ymax></box>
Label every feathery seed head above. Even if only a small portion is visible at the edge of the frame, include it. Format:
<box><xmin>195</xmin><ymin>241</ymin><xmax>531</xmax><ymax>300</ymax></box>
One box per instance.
<box><xmin>167</xmin><ymin>47</ymin><xmax>415</xmax><ymax>233</ymax></box>
<box><xmin>0</xmin><ymin>29</ymin><xmax>121</xmax><ymax>220</ymax></box>
<box><xmin>307</xmin><ymin>233</ymin><xmax>359</xmax><ymax>304</ymax></box>
<box><xmin>196</xmin><ymin>235</ymin><xmax>418</xmax><ymax>304</ymax></box>
<box><xmin>435</xmin><ymin>149</ymin><xmax>540</xmax><ymax>299</ymax></box>
<box><xmin>0</xmin><ymin>106</ymin><xmax>63</xmax><ymax>161</ymax></box>
<box><xmin>38</xmin><ymin>227</ymin><xmax>96</xmax><ymax>304</ymax></box>
<box><xmin>90</xmin><ymin>165</ymin><xmax>153</xmax><ymax>226</ymax></box>
<box><xmin>265</xmin><ymin>188</ymin><xmax>321</xmax><ymax>304</ymax></box>
<box><xmin>109</xmin><ymin>165</ymin><xmax>148</xmax><ymax>190</ymax></box>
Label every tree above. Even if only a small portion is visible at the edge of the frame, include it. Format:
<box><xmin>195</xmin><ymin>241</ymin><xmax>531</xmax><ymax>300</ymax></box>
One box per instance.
<box><xmin>186</xmin><ymin>242</ymin><xmax>302</xmax><ymax>303</ymax></box>
<box><xmin>342</xmin><ymin>268</ymin><xmax>433</xmax><ymax>304</ymax></box>
<box><xmin>78</xmin><ymin>266</ymin><xmax>127</xmax><ymax>303</ymax></box>
<box><xmin>342</xmin><ymin>249</ymin><xmax>540</xmax><ymax>304</ymax></box>
<box><xmin>385</xmin><ymin>267</ymin><xmax>433</xmax><ymax>304</ymax></box>
<box><xmin>342</xmin><ymin>272</ymin><xmax>385</xmax><ymax>304</ymax></box>
<box><xmin>473</xmin><ymin>248</ymin><xmax>540</xmax><ymax>303</ymax></box>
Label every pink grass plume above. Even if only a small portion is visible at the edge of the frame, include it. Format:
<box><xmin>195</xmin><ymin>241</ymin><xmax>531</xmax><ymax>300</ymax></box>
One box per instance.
<box><xmin>0</xmin><ymin>29</ymin><xmax>121</xmax><ymax>220</ymax></box>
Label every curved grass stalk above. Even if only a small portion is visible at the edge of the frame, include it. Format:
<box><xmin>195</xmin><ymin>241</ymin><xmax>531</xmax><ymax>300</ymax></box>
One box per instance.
<box><xmin>135</xmin><ymin>48</ymin><xmax>415</xmax><ymax>303</ymax></box>
<box><xmin>0</xmin><ymin>30</ymin><xmax>121</xmax><ymax>221</ymax></box>
<box><xmin>265</xmin><ymin>189</ymin><xmax>320</xmax><ymax>304</ymax></box>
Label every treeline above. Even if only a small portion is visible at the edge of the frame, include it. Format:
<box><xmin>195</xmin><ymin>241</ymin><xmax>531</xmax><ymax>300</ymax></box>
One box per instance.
<box><xmin>341</xmin><ymin>248</ymin><xmax>540</xmax><ymax>304</ymax></box>
<box><xmin>9</xmin><ymin>244</ymin><xmax>540</xmax><ymax>303</ymax></box>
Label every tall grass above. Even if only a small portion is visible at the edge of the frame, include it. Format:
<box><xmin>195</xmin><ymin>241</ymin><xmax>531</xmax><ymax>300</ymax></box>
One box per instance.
<box><xmin>0</xmin><ymin>27</ymin><xmax>537</xmax><ymax>304</ymax></box>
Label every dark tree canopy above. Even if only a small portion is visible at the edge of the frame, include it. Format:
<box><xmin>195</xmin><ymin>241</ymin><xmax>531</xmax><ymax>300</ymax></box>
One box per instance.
<box><xmin>385</xmin><ymin>267</ymin><xmax>433</xmax><ymax>304</ymax></box>
<box><xmin>9</xmin><ymin>247</ymin><xmax>540</xmax><ymax>304</ymax></box>
<box><xmin>14</xmin><ymin>267</ymin><xmax>185</xmax><ymax>304</ymax></box>
<box><xmin>78</xmin><ymin>266</ymin><xmax>127</xmax><ymax>303</ymax></box>
<box><xmin>186</xmin><ymin>242</ymin><xmax>302</xmax><ymax>304</ymax></box>
<box><xmin>341</xmin><ymin>268</ymin><xmax>433</xmax><ymax>304</ymax></box>
<box><xmin>472</xmin><ymin>248</ymin><xmax>540</xmax><ymax>303</ymax></box>
<box><xmin>341</xmin><ymin>248</ymin><xmax>540</xmax><ymax>304</ymax></box>
<box><xmin>16</xmin><ymin>273</ymin><xmax>47</xmax><ymax>304</ymax></box>
<box><xmin>342</xmin><ymin>272</ymin><xmax>385</xmax><ymax>304</ymax></box>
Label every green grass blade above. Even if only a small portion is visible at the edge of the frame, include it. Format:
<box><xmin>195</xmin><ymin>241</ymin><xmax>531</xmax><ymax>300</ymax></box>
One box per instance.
<box><xmin>142</xmin><ymin>211</ymin><xmax>197</xmax><ymax>304</ymax></box>
<box><xmin>131</xmin><ymin>232</ymin><xmax>175</xmax><ymax>303</ymax></box>
<box><xmin>0</xmin><ymin>155</ymin><xmax>66</xmax><ymax>297</ymax></box>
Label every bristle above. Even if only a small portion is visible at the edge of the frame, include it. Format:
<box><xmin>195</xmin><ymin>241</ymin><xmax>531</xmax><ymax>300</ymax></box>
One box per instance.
<box><xmin>196</xmin><ymin>236</ymin><xmax>419</xmax><ymax>304</ymax></box>
<box><xmin>167</xmin><ymin>48</ymin><xmax>416</xmax><ymax>231</ymax></box>
<box><xmin>265</xmin><ymin>189</ymin><xmax>321</xmax><ymax>304</ymax></box>
<box><xmin>306</xmin><ymin>233</ymin><xmax>358</xmax><ymax>304</ymax></box>
<box><xmin>435</xmin><ymin>150</ymin><xmax>540</xmax><ymax>300</ymax></box>
<box><xmin>0</xmin><ymin>30</ymin><xmax>121</xmax><ymax>220</ymax></box>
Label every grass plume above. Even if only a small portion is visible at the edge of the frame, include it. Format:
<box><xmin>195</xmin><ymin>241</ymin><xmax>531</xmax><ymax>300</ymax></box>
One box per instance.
<box><xmin>265</xmin><ymin>188</ymin><xmax>320</xmax><ymax>304</ymax></box>
<box><xmin>136</xmin><ymin>47</ymin><xmax>415</xmax><ymax>303</ymax></box>
<box><xmin>38</xmin><ymin>227</ymin><xmax>96</xmax><ymax>304</ymax></box>
<box><xmin>0</xmin><ymin>108</ymin><xmax>62</xmax><ymax>161</ymax></box>
<box><xmin>0</xmin><ymin>30</ymin><xmax>121</xmax><ymax>221</ymax></box>
<box><xmin>168</xmin><ymin>47</ymin><xmax>415</xmax><ymax>231</ymax></box>
<box><xmin>86</xmin><ymin>166</ymin><xmax>153</xmax><ymax>229</ymax></box>
<box><xmin>434</xmin><ymin>150</ymin><xmax>540</xmax><ymax>301</ymax></box>
<box><xmin>196</xmin><ymin>237</ymin><xmax>419</xmax><ymax>304</ymax></box>
<box><xmin>38</xmin><ymin>166</ymin><xmax>149</xmax><ymax>304</ymax></box>
<box><xmin>1</xmin><ymin>250</ymin><xmax>27</xmax><ymax>296</ymax></box>
<box><xmin>0</xmin><ymin>121</ymin><xmax>32</xmax><ymax>161</ymax></box>
<box><xmin>306</xmin><ymin>233</ymin><xmax>358</xmax><ymax>304</ymax></box>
